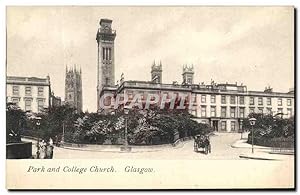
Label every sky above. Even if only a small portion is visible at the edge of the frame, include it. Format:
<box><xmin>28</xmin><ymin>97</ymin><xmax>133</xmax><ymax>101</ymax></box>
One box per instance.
<box><xmin>6</xmin><ymin>6</ymin><xmax>294</xmax><ymax>112</ymax></box>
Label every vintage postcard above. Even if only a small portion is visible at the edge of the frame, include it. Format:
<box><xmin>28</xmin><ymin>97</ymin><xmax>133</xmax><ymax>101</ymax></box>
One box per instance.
<box><xmin>6</xmin><ymin>6</ymin><xmax>295</xmax><ymax>189</ymax></box>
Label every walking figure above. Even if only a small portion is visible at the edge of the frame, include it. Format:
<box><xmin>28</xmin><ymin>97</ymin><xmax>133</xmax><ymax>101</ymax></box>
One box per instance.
<box><xmin>55</xmin><ymin>135</ymin><xmax>59</xmax><ymax>146</ymax></box>
<box><xmin>36</xmin><ymin>140</ymin><xmax>40</xmax><ymax>159</ymax></box>
<box><xmin>39</xmin><ymin>140</ymin><xmax>47</xmax><ymax>159</ymax></box>
<box><xmin>48</xmin><ymin>137</ymin><xmax>54</xmax><ymax>159</ymax></box>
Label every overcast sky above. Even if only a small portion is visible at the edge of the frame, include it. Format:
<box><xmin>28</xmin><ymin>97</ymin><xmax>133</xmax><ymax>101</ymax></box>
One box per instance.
<box><xmin>7</xmin><ymin>6</ymin><xmax>294</xmax><ymax>112</ymax></box>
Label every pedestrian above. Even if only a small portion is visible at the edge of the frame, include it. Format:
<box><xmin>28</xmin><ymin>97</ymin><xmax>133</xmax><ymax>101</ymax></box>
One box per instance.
<box><xmin>55</xmin><ymin>135</ymin><xmax>59</xmax><ymax>146</ymax></box>
<box><xmin>39</xmin><ymin>140</ymin><xmax>47</xmax><ymax>159</ymax></box>
<box><xmin>36</xmin><ymin>140</ymin><xmax>40</xmax><ymax>159</ymax></box>
<box><xmin>48</xmin><ymin>137</ymin><xmax>54</xmax><ymax>159</ymax></box>
<box><xmin>49</xmin><ymin>137</ymin><xmax>53</xmax><ymax>146</ymax></box>
<box><xmin>205</xmin><ymin>135</ymin><xmax>211</xmax><ymax>153</ymax></box>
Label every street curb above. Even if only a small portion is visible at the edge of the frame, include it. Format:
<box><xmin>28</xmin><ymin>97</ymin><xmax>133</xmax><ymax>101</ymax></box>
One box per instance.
<box><xmin>24</xmin><ymin>136</ymin><xmax>195</xmax><ymax>153</ymax></box>
<box><xmin>269</xmin><ymin>151</ymin><xmax>294</xmax><ymax>155</ymax></box>
<box><xmin>58</xmin><ymin>139</ymin><xmax>190</xmax><ymax>153</ymax></box>
<box><xmin>23</xmin><ymin>136</ymin><xmax>188</xmax><ymax>153</ymax></box>
<box><xmin>231</xmin><ymin>140</ymin><xmax>271</xmax><ymax>149</ymax></box>
<box><xmin>59</xmin><ymin>146</ymin><xmax>162</xmax><ymax>153</ymax></box>
<box><xmin>239</xmin><ymin>154</ymin><xmax>279</xmax><ymax>161</ymax></box>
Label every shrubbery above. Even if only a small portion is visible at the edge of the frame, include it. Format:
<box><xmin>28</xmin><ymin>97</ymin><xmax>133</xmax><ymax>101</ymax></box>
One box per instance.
<box><xmin>9</xmin><ymin>104</ymin><xmax>212</xmax><ymax>145</ymax></box>
<box><xmin>72</xmin><ymin>108</ymin><xmax>212</xmax><ymax>145</ymax></box>
<box><xmin>244</xmin><ymin>113</ymin><xmax>294</xmax><ymax>147</ymax></box>
<box><xmin>6</xmin><ymin>103</ymin><xmax>26</xmax><ymax>143</ymax></box>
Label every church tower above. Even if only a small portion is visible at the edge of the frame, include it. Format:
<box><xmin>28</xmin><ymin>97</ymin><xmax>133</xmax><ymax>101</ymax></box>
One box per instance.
<box><xmin>182</xmin><ymin>65</ymin><xmax>194</xmax><ymax>85</ymax></box>
<box><xmin>151</xmin><ymin>61</ymin><xmax>162</xmax><ymax>83</ymax></box>
<box><xmin>65</xmin><ymin>65</ymin><xmax>83</xmax><ymax>112</ymax></box>
<box><xmin>96</xmin><ymin>18</ymin><xmax>116</xmax><ymax>109</ymax></box>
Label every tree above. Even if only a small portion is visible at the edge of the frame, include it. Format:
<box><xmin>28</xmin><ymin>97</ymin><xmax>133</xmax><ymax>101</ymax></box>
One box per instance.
<box><xmin>6</xmin><ymin>103</ymin><xmax>26</xmax><ymax>143</ymax></box>
<box><xmin>37</xmin><ymin>105</ymin><xmax>78</xmax><ymax>141</ymax></box>
<box><xmin>243</xmin><ymin>113</ymin><xmax>274</xmax><ymax>137</ymax></box>
<box><xmin>20</xmin><ymin>104</ymin><xmax>213</xmax><ymax>145</ymax></box>
<box><xmin>245</xmin><ymin>113</ymin><xmax>295</xmax><ymax>145</ymax></box>
<box><xmin>126</xmin><ymin>108</ymin><xmax>212</xmax><ymax>145</ymax></box>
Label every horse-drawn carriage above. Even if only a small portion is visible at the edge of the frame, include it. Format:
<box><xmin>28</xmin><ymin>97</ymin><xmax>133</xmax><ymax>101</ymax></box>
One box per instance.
<box><xmin>194</xmin><ymin>134</ymin><xmax>211</xmax><ymax>154</ymax></box>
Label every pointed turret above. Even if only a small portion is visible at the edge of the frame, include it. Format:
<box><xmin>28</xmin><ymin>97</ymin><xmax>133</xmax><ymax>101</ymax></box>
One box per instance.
<box><xmin>151</xmin><ymin>60</ymin><xmax>162</xmax><ymax>83</ymax></box>
<box><xmin>182</xmin><ymin>64</ymin><xmax>194</xmax><ymax>85</ymax></box>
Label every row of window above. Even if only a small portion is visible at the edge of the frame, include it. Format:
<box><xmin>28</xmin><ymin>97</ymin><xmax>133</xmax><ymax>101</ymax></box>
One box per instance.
<box><xmin>220</xmin><ymin>121</ymin><xmax>240</xmax><ymax>131</ymax></box>
<box><xmin>200</xmin><ymin>106</ymin><xmax>243</xmax><ymax>118</ymax></box>
<box><xmin>221</xmin><ymin>121</ymin><xmax>243</xmax><ymax>131</ymax></box>
<box><xmin>102</xmin><ymin>47</ymin><xmax>112</xmax><ymax>61</ymax></box>
<box><xmin>199</xmin><ymin>95</ymin><xmax>292</xmax><ymax>107</ymax></box>
<box><xmin>198</xmin><ymin>106</ymin><xmax>293</xmax><ymax>118</ymax></box>
<box><xmin>125</xmin><ymin>92</ymin><xmax>293</xmax><ymax>107</ymax></box>
<box><xmin>200</xmin><ymin>95</ymin><xmax>242</xmax><ymax>104</ymax></box>
<box><xmin>12</xmin><ymin>86</ymin><xmax>44</xmax><ymax>97</ymax></box>
<box><xmin>11</xmin><ymin>98</ymin><xmax>45</xmax><ymax>112</ymax></box>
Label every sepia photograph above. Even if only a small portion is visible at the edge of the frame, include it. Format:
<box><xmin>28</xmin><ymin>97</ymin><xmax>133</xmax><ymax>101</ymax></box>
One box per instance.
<box><xmin>5</xmin><ymin>6</ymin><xmax>295</xmax><ymax>189</ymax></box>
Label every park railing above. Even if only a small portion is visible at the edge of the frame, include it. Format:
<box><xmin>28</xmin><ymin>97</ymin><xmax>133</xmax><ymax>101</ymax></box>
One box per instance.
<box><xmin>270</xmin><ymin>140</ymin><xmax>294</xmax><ymax>154</ymax></box>
<box><xmin>248</xmin><ymin>135</ymin><xmax>294</xmax><ymax>154</ymax></box>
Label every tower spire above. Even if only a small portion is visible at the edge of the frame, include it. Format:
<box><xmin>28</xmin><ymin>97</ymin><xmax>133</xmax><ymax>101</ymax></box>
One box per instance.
<box><xmin>65</xmin><ymin>64</ymin><xmax>83</xmax><ymax>113</ymax></box>
<box><xmin>151</xmin><ymin>60</ymin><xmax>162</xmax><ymax>84</ymax></box>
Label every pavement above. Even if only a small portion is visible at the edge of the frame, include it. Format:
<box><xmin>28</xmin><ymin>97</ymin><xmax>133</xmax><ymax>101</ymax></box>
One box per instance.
<box><xmin>231</xmin><ymin>137</ymin><xmax>295</xmax><ymax>160</ymax></box>
<box><xmin>239</xmin><ymin>151</ymin><xmax>295</xmax><ymax>161</ymax></box>
<box><xmin>60</xmin><ymin>143</ymin><xmax>185</xmax><ymax>153</ymax></box>
<box><xmin>22</xmin><ymin>133</ymin><xmax>294</xmax><ymax>161</ymax></box>
<box><xmin>239</xmin><ymin>153</ymin><xmax>284</xmax><ymax>160</ymax></box>
<box><xmin>231</xmin><ymin>139</ymin><xmax>271</xmax><ymax>149</ymax></box>
<box><xmin>22</xmin><ymin>137</ymin><xmax>186</xmax><ymax>153</ymax></box>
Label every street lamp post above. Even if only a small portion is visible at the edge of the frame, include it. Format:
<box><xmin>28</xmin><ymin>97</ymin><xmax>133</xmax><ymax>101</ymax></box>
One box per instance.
<box><xmin>36</xmin><ymin>117</ymin><xmax>41</xmax><ymax>139</ymax></box>
<box><xmin>121</xmin><ymin>107</ymin><xmax>131</xmax><ymax>152</ymax></box>
<box><xmin>61</xmin><ymin>121</ymin><xmax>65</xmax><ymax>146</ymax></box>
<box><xmin>249</xmin><ymin>118</ymin><xmax>257</xmax><ymax>154</ymax></box>
<box><xmin>124</xmin><ymin>107</ymin><xmax>129</xmax><ymax>148</ymax></box>
<box><xmin>35</xmin><ymin>116</ymin><xmax>41</xmax><ymax>159</ymax></box>
<box><xmin>240</xmin><ymin>119</ymin><xmax>243</xmax><ymax>139</ymax></box>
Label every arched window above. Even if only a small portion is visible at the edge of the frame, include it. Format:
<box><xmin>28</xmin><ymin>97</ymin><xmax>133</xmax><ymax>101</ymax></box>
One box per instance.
<box><xmin>105</xmin><ymin>48</ymin><xmax>108</xmax><ymax>60</ymax></box>
<box><xmin>102</xmin><ymin>47</ymin><xmax>105</xmax><ymax>60</ymax></box>
<box><xmin>109</xmin><ymin>48</ymin><xmax>111</xmax><ymax>60</ymax></box>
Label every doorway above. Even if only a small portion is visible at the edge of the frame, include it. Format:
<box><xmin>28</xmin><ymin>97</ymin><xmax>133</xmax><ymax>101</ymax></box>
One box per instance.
<box><xmin>212</xmin><ymin>120</ymin><xmax>219</xmax><ymax>132</ymax></box>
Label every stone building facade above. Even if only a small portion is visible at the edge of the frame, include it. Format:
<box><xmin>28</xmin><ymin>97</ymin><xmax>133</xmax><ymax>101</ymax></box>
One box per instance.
<box><xmin>100</xmin><ymin>66</ymin><xmax>294</xmax><ymax>132</ymax></box>
<box><xmin>50</xmin><ymin>92</ymin><xmax>62</xmax><ymax>107</ymax></box>
<box><xmin>97</xmin><ymin>18</ymin><xmax>294</xmax><ymax>132</ymax></box>
<box><xmin>6</xmin><ymin>76</ymin><xmax>51</xmax><ymax>113</ymax></box>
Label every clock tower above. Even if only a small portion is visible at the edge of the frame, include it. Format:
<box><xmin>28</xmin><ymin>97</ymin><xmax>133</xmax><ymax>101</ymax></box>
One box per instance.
<box><xmin>96</xmin><ymin>18</ymin><xmax>116</xmax><ymax>109</ymax></box>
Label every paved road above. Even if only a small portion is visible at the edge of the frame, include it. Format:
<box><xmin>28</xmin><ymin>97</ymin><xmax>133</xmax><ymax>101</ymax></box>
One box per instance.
<box><xmin>20</xmin><ymin>133</ymin><xmax>294</xmax><ymax>189</ymax></box>
<box><xmin>25</xmin><ymin>133</ymin><xmax>293</xmax><ymax>160</ymax></box>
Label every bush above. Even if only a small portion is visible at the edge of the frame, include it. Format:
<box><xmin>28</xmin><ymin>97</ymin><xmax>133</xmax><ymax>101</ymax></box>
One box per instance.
<box><xmin>19</xmin><ymin>105</ymin><xmax>213</xmax><ymax>145</ymax></box>
<box><xmin>246</xmin><ymin>113</ymin><xmax>294</xmax><ymax>147</ymax></box>
<box><xmin>248</xmin><ymin>136</ymin><xmax>294</xmax><ymax>148</ymax></box>
<box><xmin>6</xmin><ymin>103</ymin><xmax>26</xmax><ymax>143</ymax></box>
